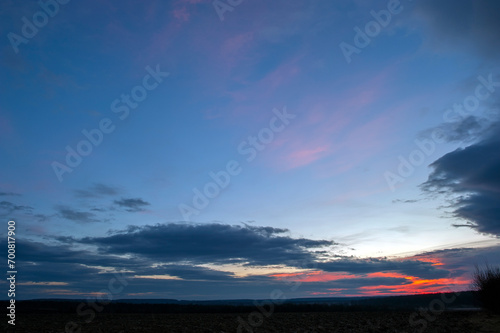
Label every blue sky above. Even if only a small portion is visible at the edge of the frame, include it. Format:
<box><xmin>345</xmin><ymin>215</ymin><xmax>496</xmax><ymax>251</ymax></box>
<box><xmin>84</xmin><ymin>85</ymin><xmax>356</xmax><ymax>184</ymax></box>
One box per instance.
<box><xmin>1</xmin><ymin>0</ymin><xmax>499</xmax><ymax>300</ymax></box>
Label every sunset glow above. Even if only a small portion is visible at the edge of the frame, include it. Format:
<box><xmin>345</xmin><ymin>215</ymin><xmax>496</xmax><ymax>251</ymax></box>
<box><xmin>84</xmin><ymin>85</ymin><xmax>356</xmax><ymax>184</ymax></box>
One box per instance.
<box><xmin>1</xmin><ymin>0</ymin><xmax>499</xmax><ymax>301</ymax></box>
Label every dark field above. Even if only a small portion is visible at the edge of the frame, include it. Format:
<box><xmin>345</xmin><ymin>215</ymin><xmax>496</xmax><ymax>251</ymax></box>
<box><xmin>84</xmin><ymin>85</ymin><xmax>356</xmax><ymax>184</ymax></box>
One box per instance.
<box><xmin>3</xmin><ymin>311</ymin><xmax>500</xmax><ymax>333</ymax></box>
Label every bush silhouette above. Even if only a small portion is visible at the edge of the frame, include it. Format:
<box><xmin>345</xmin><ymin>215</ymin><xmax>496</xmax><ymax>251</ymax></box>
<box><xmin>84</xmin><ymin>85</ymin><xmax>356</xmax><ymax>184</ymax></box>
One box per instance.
<box><xmin>472</xmin><ymin>263</ymin><xmax>500</xmax><ymax>313</ymax></box>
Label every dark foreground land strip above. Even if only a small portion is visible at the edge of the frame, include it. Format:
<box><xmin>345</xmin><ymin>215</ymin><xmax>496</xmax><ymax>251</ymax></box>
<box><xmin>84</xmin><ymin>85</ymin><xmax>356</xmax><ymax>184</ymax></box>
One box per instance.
<box><xmin>2</xmin><ymin>311</ymin><xmax>500</xmax><ymax>333</ymax></box>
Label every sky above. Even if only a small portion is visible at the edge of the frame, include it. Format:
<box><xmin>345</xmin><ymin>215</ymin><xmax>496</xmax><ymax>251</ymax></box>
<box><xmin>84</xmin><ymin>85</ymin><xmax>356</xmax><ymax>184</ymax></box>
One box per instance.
<box><xmin>0</xmin><ymin>0</ymin><xmax>499</xmax><ymax>300</ymax></box>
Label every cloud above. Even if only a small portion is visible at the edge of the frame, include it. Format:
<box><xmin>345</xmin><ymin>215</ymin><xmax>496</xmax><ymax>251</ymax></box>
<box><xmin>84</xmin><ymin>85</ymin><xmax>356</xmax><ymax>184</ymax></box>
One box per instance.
<box><xmin>74</xmin><ymin>183</ymin><xmax>120</xmax><ymax>198</ymax></box>
<box><xmin>113</xmin><ymin>198</ymin><xmax>150</xmax><ymax>212</ymax></box>
<box><xmin>415</xmin><ymin>0</ymin><xmax>500</xmax><ymax>238</ymax></box>
<box><xmin>392</xmin><ymin>199</ymin><xmax>419</xmax><ymax>204</ymax></box>
<box><xmin>0</xmin><ymin>191</ymin><xmax>21</xmax><ymax>196</ymax></box>
<box><xmin>74</xmin><ymin>223</ymin><xmax>335</xmax><ymax>266</ymax></box>
<box><xmin>0</xmin><ymin>237</ymin><xmax>276</xmax><ymax>298</ymax></box>
<box><xmin>285</xmin><ymin>146</ymin><xmax>330</xmax><ymax>169</ymax></box>
<box><xmin>420</xmin><ymin>115</ymin><xmax>494</xmax><ymax>144</ymax></box>
<box><xmin>0</xmin><ymin>200</ymin><xmax>33</xmax><ymax>216</ymax></box>
<box><xmin>34</xmin><ymin>214</ymin><xmax>49</xmax><ymax>222</ymax></box>
<box><xmin>421</xmin><ymin>119</ymin><xmax>500</xmax><ymax>236</ymax></box>
<box><xmin>316</xmin><ymin>257</ymin><xmax>449</xmax><ymax>280</ymax></box>
<box><xmin>414</xmin><ymin>0</ymin><xmax>500</xmax><ymax>59</ymax></box>
<box><xmin>406</xmin><ymin>244</ymin><xmax>500</xmax><ymax>285</ymax></box>
<box><xmin>171</xmin><ymin>0</ymin><xmax>210</xmax><ymax>23</ymax></box>
<box><xmin>139</xmin><ymin>264</ymin><xmax>236</xmax><ymax>281</ymax></box>
<box><xmin>56</xmin><ymin>206</ymin><xmax>99</xmax><ymax>223</ymax></box>
<box><xmin>3</xmin><ymin>231</ymin><xmax>490</xmax><ymax>299</ymax></box>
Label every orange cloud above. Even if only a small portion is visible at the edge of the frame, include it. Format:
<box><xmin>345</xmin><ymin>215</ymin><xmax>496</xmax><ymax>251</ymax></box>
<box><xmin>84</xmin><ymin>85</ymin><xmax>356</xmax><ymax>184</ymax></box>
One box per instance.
<box><xmin>269</xmin><ymin>264</ymin><xmax>471</xmax><ymax>297</ymax></box>
<box><xmin>366</xmin><ymin>272</ymin><xmax>409</xmax><ymax>279</ymax></box>
<box><xmin>358</xmin><ymin>276</ymin><xmax>470</xmax><ymax>296</ymax></box>
<box><xmin>410</xmin><ymin>256</ymin><xmax>445</xmax><ymax>266</ymax></box>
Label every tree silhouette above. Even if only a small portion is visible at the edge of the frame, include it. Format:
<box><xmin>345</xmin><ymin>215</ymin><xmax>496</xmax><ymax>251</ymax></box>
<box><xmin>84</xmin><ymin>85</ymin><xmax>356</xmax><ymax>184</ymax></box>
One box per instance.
<box><xmin>472</xmin><ymin>263</ymin><xmax>500</xmax><ymax>313</ymax></box>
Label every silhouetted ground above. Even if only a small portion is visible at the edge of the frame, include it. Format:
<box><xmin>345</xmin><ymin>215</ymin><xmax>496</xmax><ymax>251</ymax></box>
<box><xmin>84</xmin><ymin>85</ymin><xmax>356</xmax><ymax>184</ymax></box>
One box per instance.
<box><xmin>3</xmin><ymin>310</ymin><xmax>500</xmax><ymax>333</ymax></box>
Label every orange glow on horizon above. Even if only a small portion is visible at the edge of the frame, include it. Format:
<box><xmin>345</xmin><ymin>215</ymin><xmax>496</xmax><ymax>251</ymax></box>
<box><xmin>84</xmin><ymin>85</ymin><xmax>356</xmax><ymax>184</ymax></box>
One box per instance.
<box><xmin>269</xmin><ymin>266</ymin><xmax>471</xmax><ymax>297</ymax></box>
<box><xmin>357</xmin><ymin>276</ymin><xmax>470</xmax><ymax>296</ymax></box>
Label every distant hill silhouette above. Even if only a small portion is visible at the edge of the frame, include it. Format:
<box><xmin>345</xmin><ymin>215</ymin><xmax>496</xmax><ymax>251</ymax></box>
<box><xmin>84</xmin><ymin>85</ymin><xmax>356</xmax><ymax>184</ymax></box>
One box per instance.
<box><xmin>2</xmin><ymin>291</ymin><xmax>480</xmax><ymax>314</ymax></box>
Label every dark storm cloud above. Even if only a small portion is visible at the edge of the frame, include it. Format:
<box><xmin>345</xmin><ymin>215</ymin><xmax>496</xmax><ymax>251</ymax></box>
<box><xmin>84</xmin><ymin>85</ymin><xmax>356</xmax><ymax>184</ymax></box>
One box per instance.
<box><xmin>317</xmin><ymin>258</ymin><xmax>449</xmax><ymax>280</ymax></box>
<box><xmin>415</xmin><ymin>0</ymin><xmax>500</xmax><ymax>58</ymax></box>
<box><xmin>0</xmin><ymin>200</ymin><xmax>33</xmax><ymax>216</ymax></box>
<box><xmin>75</xmin><ymin>223</ymin><xmax>335</xmax><ymax>266</ymax></box>
<box><xmin>421</xmin><ymin>121</ymin><xmax>500</xmax><ymax>236</ymax></box>
<box><xmin>56</xmin><ymin>206</ymin><xmax>99</xmax><ymax>223</ymax></box>
<box><xmin>74</xmin><ymin>183</ymin><xmax>120</xmax><ymax>198</ymax></box>
<box><xmin>113</xmin><ymin>197</ymin><xmax>150</xmax><ymax>212</ymax></box>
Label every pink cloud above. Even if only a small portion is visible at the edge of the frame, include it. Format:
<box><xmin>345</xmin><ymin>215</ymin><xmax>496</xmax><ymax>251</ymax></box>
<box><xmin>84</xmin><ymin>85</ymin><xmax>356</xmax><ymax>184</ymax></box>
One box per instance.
<box><xmin>285</xmin><ymin>146</ymin><xmax>330</xmax><ymax>169</ymax></box>
<box><xmin>258</xmin><ymin>54</ymin><xmax>303</xmax><ymax>90</ymax></box>
<box><xmin>222</xmin><ymin>32</ymin><xmax>255</xmax><ymax>54</ymax></box>
<box><xmin>266</xmin><ymin>78</ymin><xmax>386</xmax><ymax>171</ymax></box>
<box><xmin>139</xmin><ymin>1</ymin><xmax>213</xmax><ymax>61</ymax></box>
<box><xmin>220</xmin><ymin>32</ymin><xmax>256</xmax><ymax>69</ymax></box>
<box><xmin>264</xmin><ymin>66</ymin><xmax>420</xmax><ymax>175</ymax></box>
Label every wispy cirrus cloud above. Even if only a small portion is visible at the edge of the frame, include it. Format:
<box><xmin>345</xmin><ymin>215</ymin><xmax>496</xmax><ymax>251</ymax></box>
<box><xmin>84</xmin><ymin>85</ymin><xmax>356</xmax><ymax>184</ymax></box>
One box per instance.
<box><xmin>267</xmin><ymin>71</ymin><xmax>392</xmax><ymax>171</ymax></box>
